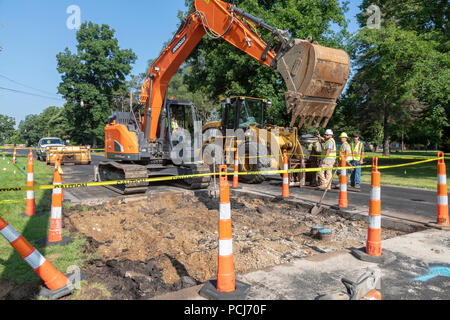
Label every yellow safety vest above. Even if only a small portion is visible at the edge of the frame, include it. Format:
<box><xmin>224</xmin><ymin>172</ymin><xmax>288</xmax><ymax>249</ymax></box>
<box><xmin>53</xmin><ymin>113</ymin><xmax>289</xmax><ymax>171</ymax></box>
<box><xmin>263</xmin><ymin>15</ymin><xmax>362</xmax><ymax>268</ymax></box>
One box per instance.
<box><xmin>324</xmin><ymin>138</ymin><xmax>336</xmax><ymax>161</ymax></box>
<box><xmin>351</xmin><ymin>142</ymin><xmax>364</xmax><ymax>161</ymax></box>
<box><xmin>172</xmin><ymin>119</ymin><xmax>179</xmax><ymax>131</ymax></box>
<box><xmin>340</xmin><ymin>142</ymin><xmax>353</xmax><ymax>161</ymax></box>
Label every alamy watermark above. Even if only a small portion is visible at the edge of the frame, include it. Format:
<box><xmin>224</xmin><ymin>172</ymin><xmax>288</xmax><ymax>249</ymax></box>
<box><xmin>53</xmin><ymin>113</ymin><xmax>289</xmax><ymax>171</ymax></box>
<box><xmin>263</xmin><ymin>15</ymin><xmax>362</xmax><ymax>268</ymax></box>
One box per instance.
<box><xmin>66</xmin><ymin>5</ymin><xmax>81</xmax><ymax>30</ymax></box>
<box><xmin>366</xmin><ymin>4</ymin><xmax>381</xmax><ymax>30</ymax></box>
<box><xmin>169</xmin><ymin>121</ymin><xmax>281</xmax><ymax>169</ymax></box>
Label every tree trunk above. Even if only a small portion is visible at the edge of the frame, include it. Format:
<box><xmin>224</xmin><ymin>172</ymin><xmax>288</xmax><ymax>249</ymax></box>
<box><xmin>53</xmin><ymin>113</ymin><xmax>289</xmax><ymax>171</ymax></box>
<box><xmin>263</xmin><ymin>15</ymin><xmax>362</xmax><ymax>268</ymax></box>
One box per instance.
<box><xmin>93</xmin><ymin>134</ymin><xmax>97</xmax><ymax>149</ymax></box>
<box><xmin>383</xmin><ymin>104</ymin><xmax>390</xmax><ymax>157</ymax></box>
<box><xmin>401</xmin><ymin>129</ymin><xmax>405</xmax><ymax>152</ymax></box>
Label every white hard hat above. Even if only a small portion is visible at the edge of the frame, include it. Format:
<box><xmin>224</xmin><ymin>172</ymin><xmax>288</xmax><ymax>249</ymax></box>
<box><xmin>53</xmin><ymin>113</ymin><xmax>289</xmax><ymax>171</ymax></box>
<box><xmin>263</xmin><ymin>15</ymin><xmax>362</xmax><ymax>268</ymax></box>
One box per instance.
<box><xmin>325</xmin><ymin>129</ymin><xmax>334</xmax><ymax>135</ymax></box>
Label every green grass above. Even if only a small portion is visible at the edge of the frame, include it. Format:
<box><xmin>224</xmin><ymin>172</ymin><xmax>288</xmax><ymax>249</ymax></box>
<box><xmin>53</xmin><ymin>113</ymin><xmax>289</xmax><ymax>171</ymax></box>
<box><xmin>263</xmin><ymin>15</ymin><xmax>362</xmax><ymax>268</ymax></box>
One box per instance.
<box><xmin>356</xmin><ymin>150</ymin><xmax>448</xmax><ymax>190</ymax></box>
<box><xmin>0</xmin><ymin>152</ymin><xmax>87</xmax><ymax>285</ymax></box>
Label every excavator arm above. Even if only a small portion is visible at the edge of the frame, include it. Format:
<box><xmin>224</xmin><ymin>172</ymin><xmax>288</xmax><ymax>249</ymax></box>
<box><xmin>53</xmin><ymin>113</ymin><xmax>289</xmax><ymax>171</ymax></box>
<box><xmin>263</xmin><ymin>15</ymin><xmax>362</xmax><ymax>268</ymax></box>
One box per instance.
<box><xmin>139</xmin><ymin>0</ymin><xmax>350</xmax><ymax>142</ymax></box>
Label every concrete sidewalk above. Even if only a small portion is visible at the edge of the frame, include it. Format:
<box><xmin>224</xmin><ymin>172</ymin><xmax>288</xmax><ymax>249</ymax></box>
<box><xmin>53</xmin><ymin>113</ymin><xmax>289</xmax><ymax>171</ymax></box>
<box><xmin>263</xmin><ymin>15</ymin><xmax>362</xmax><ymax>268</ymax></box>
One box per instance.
<box><xmin>154</xmin><ymin>229</ymin><xmax>450</xmax><ymax>300</ymax></box>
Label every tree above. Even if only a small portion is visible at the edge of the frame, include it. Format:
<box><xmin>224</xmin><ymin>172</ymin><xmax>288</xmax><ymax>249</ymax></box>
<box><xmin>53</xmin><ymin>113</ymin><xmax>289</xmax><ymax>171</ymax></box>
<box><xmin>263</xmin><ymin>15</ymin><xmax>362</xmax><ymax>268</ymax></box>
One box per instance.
<box><xmin>335</xmin><ymin>0</ymin><xmax>449</xmax><ymax>155</ymax></box>
<box><xmin>0</xmin><ymin>114</ymin><xmax>15</xmax><ymax>144</ymax></box>
<box><xmin>17</xmin><ymin>114</ymin><xmax>41</xmax><ymax>146</ymax></box>
<box><xmin>57</xmin><ymin>22</ymin><xmax>137</xmax><ymax>147</ymax></box>
<box><xmin>182</xmin><ymin>0</ymin><xmax>349</xmax><ymax>126</ymax></box>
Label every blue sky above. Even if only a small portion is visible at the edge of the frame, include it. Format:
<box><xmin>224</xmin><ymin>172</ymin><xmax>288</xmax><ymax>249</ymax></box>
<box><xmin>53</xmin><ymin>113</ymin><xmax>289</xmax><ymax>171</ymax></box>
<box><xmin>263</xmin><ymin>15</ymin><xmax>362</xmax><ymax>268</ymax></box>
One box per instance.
<box><xmin>0</xmin><ymin>0</ymin><xmax>362</xmax><ymax>126</ymax></box>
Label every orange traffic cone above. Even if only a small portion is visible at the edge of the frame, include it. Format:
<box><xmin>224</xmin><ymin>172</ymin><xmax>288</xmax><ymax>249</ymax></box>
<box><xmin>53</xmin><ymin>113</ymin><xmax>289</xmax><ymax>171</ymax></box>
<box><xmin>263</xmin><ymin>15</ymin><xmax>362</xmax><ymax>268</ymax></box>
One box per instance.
<box><xmin>351</xmin><ymin>158</ymin><xmax>395</xmax><ymax>264</ymax></box>
<box><xmin>436</xmin><ymin>152</ymin><xmax>449</xmax><ymax>226</ymax></box>
<box><xmin>12</xmin><ymin>147</ymin><xmax>16</xmax><ymax>164</ymax></box>
<box><xmin>25</xmin><ymin>150</ymin><xmax>36</xmax><ymax>216</ymax></box>
<box><xmin>232</xmin><ymin>151</ymin><xmax>240</xmax><ymax>189</ymax></box>
<box><xmin>37</xmin><ymin>156</ymin><xmax>72</xmax><ymax>246</ymax></box>
<box><xmin>427</xmin><ymin>152</ymin><xmax>450</xmax><ymax>229</ymax></box>
<box><xmin>282</xmin><ymin>150</ymin><xmax>290</xmax><ymax>198</ymax></box>
<box><xmin>57</xmin><ymin>156</ymin><xmax>64</xmax><ymax>202</ymax></box>
<box><xmin>366</xmin><ymin>157</ymin><xmax>382</xmax><ymax>257</ymax></box>
<box><xmin>199</xmin><ymin>165</ymin><xmax>250</xmax><ymax>300</ymax></box>
<box><xmin>338</xmin><ymin>152</ymin><xmax>348</xmax><ymax>209</ymax></box>
<box><xmin>21</xmin><ymin>150</ymin><xmax>43</xmax><ymax>218</ymax></box>
<box><xmin>0</xmin><ymin>216</ymin><xmax>76</xmax><ymax>299</ymax></box>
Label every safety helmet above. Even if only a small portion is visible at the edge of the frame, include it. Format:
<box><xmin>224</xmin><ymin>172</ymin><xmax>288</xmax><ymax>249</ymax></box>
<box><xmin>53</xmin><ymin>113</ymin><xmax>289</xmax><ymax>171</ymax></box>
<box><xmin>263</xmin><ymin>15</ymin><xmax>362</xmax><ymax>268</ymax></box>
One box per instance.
<box><xmin>325</xmin><ymin>129</ymin><xmax>334</xmax><ymax>136</ymax></box>
<box><xmin>340</xmin><ymin>132</ymin><xmax>349</xmax><ymax>139</ymax></box>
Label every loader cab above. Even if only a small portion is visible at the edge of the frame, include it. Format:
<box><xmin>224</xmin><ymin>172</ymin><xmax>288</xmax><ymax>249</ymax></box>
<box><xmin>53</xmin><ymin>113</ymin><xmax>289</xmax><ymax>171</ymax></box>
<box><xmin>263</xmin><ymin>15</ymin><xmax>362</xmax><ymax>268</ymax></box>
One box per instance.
<box><xmin>164</xmin><ymin>99</ymin><xmax>201</xmax><ymax>164</ymax></box>
<box><xmin>220</xmin><ymin>96</ymin><xmax>270</xmax><ymax>133</ymax></box>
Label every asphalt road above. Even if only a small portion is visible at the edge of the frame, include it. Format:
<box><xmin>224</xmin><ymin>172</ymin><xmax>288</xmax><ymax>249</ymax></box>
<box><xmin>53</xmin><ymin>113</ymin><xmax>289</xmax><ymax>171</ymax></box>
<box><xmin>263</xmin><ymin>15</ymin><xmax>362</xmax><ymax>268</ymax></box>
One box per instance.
<box><xmin>3</xmin><ymin>148</ymin><xmax>442</xmax><ymax>224</ymax></box>
<box><xmin>251</xmin><ymin>178</ymin><xmax>440</xmax><ymax>225</ymax></box>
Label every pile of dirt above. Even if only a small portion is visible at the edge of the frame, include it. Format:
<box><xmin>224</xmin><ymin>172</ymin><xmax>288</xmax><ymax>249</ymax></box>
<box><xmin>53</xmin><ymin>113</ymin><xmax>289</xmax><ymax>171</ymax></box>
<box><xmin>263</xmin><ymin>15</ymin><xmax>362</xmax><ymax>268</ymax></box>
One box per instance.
<box><xmin>64</xmin><ymin>191</ymin><xmax>405</xmax><ymax>299</ymax></box>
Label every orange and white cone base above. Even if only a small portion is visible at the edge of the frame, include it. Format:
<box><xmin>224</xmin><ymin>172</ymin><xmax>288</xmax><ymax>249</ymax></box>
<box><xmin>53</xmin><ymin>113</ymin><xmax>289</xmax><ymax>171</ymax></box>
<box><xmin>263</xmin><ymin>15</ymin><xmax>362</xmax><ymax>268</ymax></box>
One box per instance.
<box><xmin>199</xmin><ymin>165</ymin><xmax>250</xmax><ymax>300</ymax></box>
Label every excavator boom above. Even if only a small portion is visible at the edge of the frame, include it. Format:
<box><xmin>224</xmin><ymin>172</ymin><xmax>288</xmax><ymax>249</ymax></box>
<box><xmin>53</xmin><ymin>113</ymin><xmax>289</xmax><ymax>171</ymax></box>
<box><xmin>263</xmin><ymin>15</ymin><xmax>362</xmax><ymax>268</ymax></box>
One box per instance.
<box><xmin>139</xmin><ymin>0</ymin><xmax>350</xmax><ymax>142</ymax></box>
<box><xmin>100</xmin><ymin>0</ymin><xmax>350</xmax><ymax>195</ymax></box>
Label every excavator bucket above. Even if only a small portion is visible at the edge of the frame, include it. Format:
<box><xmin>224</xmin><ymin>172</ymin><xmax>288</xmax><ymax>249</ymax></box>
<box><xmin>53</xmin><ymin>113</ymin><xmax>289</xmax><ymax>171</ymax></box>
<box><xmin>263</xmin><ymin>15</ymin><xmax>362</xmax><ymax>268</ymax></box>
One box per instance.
<box><xmin>275</xmin><ymin>39</ymin><xmax>350</xmax><ymax>129</ymax></box>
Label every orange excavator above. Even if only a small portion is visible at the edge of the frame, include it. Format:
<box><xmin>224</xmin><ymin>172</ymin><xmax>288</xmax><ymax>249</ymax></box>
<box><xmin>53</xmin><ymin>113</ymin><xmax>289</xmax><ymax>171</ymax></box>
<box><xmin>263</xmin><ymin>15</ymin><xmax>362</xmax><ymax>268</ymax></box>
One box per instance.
<box><xmin>96</xmin><ymin>0</ymin><xmax>350</xmax><ymax>194</ymax></box>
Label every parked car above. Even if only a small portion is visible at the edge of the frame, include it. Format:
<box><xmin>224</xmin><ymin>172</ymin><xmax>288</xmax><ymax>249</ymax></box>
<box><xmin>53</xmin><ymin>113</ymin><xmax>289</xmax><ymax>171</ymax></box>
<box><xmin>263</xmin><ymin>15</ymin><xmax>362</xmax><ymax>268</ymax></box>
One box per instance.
<box><xmin>36</xmin><ymin>137</ymin><xmax>65</xmax><ymax>161</ymax></box>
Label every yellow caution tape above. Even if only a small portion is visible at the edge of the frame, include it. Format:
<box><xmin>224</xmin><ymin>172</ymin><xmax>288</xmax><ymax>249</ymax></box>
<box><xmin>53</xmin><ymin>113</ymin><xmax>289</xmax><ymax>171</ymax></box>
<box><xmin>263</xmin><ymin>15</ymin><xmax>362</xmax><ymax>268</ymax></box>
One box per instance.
<box><xmin>0</xmin><ymin>157</ymin><xmax>442</xmax><ymax>193</ymax></box>
<box><xmin>0</xmin><ymin>199</ymin><xmax>23</xmax><ymax>204</ymax></box>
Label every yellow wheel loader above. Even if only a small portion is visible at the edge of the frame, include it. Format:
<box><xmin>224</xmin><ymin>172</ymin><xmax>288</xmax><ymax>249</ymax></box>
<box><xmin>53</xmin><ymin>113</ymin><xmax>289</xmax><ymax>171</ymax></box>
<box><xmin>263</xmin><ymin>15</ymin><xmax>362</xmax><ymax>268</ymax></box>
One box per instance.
<box><xmin>203</xmin><ymin>96</ymin><xmax>308</xmax><ymax>186</ymax></box>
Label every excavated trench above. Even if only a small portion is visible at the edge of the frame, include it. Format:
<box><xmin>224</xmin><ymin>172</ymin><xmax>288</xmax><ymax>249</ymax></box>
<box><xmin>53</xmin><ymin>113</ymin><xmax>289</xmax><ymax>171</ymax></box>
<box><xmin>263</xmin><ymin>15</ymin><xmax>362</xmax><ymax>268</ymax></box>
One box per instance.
<box><xmin>60</xmin><ymin>190</ymin><xmax>409</xmax><ymax>300</ymax></box>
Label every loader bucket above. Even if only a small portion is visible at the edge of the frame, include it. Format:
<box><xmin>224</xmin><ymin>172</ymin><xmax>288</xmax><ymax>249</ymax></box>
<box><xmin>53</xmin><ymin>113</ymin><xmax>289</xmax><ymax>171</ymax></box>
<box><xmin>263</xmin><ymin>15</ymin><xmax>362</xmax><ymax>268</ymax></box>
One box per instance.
<box><xmin>275</xmin><ymin>39</ymin><xmax>350</xmax><ymax>128</ymax></box>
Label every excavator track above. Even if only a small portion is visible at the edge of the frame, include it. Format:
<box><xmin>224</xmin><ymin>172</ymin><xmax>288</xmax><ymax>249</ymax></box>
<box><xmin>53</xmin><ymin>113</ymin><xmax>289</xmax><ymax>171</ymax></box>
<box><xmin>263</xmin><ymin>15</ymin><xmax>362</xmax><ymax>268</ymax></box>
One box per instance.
<box><xmin>96</xmin><ymin>162</ymin><xmax>211</xmax><ymax>195</ymax></box>
<box><xmin>183</xmin><ymin>164</ymin><xmax>212</xmax><ymax>190</ymax></box>
<box><xmin>96</xmin><ymin>162</ymin><xmax>149</xmax><ymax>195</ymax></box>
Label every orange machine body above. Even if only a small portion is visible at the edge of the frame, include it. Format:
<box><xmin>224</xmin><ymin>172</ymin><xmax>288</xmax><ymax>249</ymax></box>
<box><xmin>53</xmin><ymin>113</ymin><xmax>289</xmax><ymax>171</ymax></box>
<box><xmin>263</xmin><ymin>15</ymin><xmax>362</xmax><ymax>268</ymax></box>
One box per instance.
<box><xmin>105</xmin><ymin>120</ymin><xmax>140</xmax><ymax>160</ymax></box>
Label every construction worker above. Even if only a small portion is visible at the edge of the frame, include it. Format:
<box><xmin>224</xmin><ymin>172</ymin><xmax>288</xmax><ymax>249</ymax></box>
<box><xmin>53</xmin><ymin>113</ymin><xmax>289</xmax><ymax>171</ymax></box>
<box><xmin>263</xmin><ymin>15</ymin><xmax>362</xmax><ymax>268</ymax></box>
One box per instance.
<box><xmin>350</xmin><ymin>133</ymin><xmax>365</xmax><ymax>190</ymax></box>
<box><xmin>307</xmin><ymin>131</ymin><xmax>324</xmax><ymax>187</ymax></box>
<box><xmin>340</xmin><ymin>132</ymin><xmax>352</xmax><ymax>162</ymax></box>
<box><xmin>333</xmin><ymin>132</ymin><xmax>352</xmax><ymax>189</ymax></box>
<box><xmin>171</xmin><ymin>112</ymin><xmax>180</xmax><ymax>131</ymax></box>
<box><xmin>317</xmin><ymin>129</ymin><xmax>336</xmax><ymax>190</ymax></box>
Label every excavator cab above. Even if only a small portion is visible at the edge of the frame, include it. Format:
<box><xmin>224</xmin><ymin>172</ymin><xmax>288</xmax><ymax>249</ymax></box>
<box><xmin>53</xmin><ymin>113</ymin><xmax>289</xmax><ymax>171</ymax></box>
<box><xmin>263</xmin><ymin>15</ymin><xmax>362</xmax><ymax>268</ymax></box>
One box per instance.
<box><xmin>165</xmin><ymin>99</ymin><xmax>201</xmax><ymax>164</ymax></box>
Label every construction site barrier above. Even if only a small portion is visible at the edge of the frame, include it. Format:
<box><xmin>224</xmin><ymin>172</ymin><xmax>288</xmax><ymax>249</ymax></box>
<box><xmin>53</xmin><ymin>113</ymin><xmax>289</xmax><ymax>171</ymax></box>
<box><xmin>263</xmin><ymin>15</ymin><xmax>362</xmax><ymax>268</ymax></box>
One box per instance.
<box><xmin>367</xmin><ymin>157</ymin><xmax>382</xmax><ymax>257</ymax></box>
<box><xmin>351</xmin><ymin>158</ymin><xmax>396</xmax><ymax>264</ymax></box>
<box><xmin>232</xmin><ymin>151</ymin><xmax>239</xmax><ymax>189</ymax></box>
<box><xmin>25</xmin><ymin>150</ymin><xmax>36</xmax><ymax>216</ymax></box>
<box><xmin>338</xmin><ymin>152</ymin><xmax>348</xmax><ymax>209</ymax></box>
<box><xmin>282</xmin><ymin>149</ymin><xmax>290</xmax><ymax>198</ymax></box>
<box><xmin>199</xmin><ymin>165</ymin><xmax>251</xmax><ymax>300</ymax></box>
<box><xmin>217</xmin><ymin>165</ymin><xmax>235</xmax><ymax>292</ymax></box>
<box><xmin>0</xmin><ymin>216</ymin><xmax>72</xmax><ymax>294</ymax></box>
<box><xmin>36</xmin><ymin>156</ymin><xmax>73</xmax><ymax>247</ymax></box>
<box><xmin>0</xmin><ymin>157</ymin><xmax>444</xmax><ymax>194</ymax></box>
<box><xmin>436</xmin><ymin>152</ymin><xmax>450</xmax><ymax>226</ymax></box>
